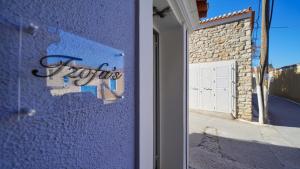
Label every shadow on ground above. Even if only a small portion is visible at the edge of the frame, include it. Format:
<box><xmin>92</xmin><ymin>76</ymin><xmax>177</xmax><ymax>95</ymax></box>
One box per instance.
<box><xmin>189</xmin><ymin>132</ymin><xmax>300</xmax><ymax>169</ymax></box>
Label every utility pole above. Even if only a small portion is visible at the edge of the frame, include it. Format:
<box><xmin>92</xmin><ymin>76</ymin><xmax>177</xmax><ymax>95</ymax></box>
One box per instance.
<box><xmin>257</xmin><ymin>0</ymin><xmax>270</xmax><ymax>124</ymax></box>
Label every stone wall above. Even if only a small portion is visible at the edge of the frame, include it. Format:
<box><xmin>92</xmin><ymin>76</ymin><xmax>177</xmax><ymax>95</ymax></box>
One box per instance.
<box><xmin>189</xmin><ymin>18</ymin><xmax>253</xmax><ymax>120</ymax></box>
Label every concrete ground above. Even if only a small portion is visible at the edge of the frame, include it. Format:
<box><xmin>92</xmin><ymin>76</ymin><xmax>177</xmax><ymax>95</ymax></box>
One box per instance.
<box><xmin>189</xmin><ymin>109</ymin><xmax>300</xmax><ymax>169</ymax></box>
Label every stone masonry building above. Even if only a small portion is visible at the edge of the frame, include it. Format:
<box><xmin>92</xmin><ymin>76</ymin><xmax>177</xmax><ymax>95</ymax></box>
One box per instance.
<box><xmin>189</xmin><ymin>8</ymin><xmax>254</xmax><ymax>120</ymax></box>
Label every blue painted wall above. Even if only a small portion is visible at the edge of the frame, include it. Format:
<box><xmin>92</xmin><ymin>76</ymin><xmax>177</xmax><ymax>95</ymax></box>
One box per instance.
<box><xmin>0</xmin><ymin>0</ymin><xmax>136</xmax><ymax>168</ymax></box>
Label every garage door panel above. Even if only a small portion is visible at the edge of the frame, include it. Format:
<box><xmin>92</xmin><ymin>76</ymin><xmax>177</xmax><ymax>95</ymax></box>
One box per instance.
<box><xmin>189</xmin><ymin>65</ymin><xmax>198</xmax><ymax>108</ymax></box>
<box><xmin>216</xmin><ymin>77</ymin><xmax>229</xmax><ymax>88</ymax></box>
<box><xmin>201</xmin><ymin>68</ymin><xmax>213</xmax><ymax>88</ymax></box>
<box><xmin>215</xmin><ymin>65</ymin><xmax>231</xmax><ymax>113</ymax></box>
<box><xmin>201</xmin><ymin>67</ymin><xmax>214</xmax><ymax>111</ymax></box>
<box><xmin>196</xmin><ymin>67</ymin><xmax>202</xmax><ymax>109</ymax></box>
<box><xmin>216</xmin><ymin>66</ymin><xmax>229</xmax><ymax>77</ymax></box>
<box><xmin>189</xmin><ymin>60</ymin><xmax>236</xmax><ymax>114</ymax></box>
<box><xmin>216</xmin><ymin>89</ymin><xmax>229</xmax><ymax>112</ymax></box>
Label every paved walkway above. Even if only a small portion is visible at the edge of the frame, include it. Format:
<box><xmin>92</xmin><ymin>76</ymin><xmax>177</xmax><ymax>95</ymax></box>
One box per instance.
<box><xmin>268</xmin><ymin>96</ymin><xmax>300</xmax><ymax>127</ymax></box>
<box><xmin>252</xmin><ymin>95</ymin><xmax>300</xmax><ymax>127</ymax></box>
<box><xmin>189</xmin><ymin>111</ymin><xmax>300</xmax><ymax>169</ymax></box>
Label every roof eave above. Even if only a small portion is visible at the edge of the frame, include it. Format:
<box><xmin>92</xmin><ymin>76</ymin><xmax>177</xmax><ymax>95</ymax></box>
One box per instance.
<box><xmin>167</xmin><ymin>0</ymin><xmax>208</xmax><ymax>31</ymax></box>
<box><xmin>196</xmin><ymin>0</ymin><xmax>208</xmax><ymax>18</ymax></box>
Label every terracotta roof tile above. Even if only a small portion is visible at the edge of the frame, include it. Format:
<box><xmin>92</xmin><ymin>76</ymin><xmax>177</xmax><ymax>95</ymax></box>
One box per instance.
<box><xmin>200</xmin><ymin>8</ymin><xmax>252</xmax><ymax>24</ymax></box>
<box><xmin>197</xmin><ymin>7</ymin><xmax>255</xmax><ymax>30</ymax></box>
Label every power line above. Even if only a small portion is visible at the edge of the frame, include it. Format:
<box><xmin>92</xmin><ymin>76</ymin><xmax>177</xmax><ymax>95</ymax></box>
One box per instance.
<box><xmin>257</xmin><ymin>26</ymin><xmax>288</xmax><ymax>29</ymax></box>
<box><xmin>269</xmin><ymin>0</ymin><xmax>275</xmax><ymax>29</ymax></box>
<box><xmin>254</xmin><ymin>0</ymin><xmax>261</xmax><ymax>42</ymax></box>
<box><xmin>253</xmin><ymin>0</ymin><xmax>276</xmax><ymax>57</ymax></box>
<box><xmin>252</xmin><ymin>0</ymin><xmax>262</xmax><ymax>59</ymax></box>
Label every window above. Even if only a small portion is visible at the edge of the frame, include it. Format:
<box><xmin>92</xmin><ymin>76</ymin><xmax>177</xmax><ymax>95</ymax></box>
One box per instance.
<box><xmin>110</xmin><ymin>79</ymin><xmax>117</xmax><ymax>91</ymax></box>
<box><xmin>63</xmin><ymin>76</ymin><xmax>69</xmax><ymax>86</ymax></box>
<box><xmin>80</xmin><ymin>85</ymin><xmax>97</xmax><ymax>97</ymax></box>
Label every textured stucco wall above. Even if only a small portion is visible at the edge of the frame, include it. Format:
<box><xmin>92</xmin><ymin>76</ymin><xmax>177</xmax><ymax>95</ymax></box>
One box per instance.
<box><xmin>0</xmin><ymin>0</ymin><xmax>136</xmax><ymax>168</ymax></box>
<box><xmin>189</xmin><ymin>18</ymin><xmax>253</xmax><ymax>120</ymax></box>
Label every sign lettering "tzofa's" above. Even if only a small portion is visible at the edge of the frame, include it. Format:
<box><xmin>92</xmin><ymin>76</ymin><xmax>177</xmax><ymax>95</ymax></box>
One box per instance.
<box><xmin>32</xmin><ymin>55</ymin><xmax>123</xmax><ymax>86</ymax></box>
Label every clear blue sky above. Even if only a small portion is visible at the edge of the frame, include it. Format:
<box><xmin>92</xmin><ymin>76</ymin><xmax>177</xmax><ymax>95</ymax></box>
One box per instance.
<box><xmin>205</xmin><ymin>0</ymin><xmax>300</xmax><ymax>68</ymax></box>
<box><xmin>47</xmin><ymin>30</ymin><xmax>124</xmax><ymax>70</ymax></box>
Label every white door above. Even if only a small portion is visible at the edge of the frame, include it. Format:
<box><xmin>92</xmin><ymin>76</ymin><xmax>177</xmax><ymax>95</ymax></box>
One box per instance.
<box><xmin>189</xmin><ymin>60</ymin><xmax>236</xmax><ymax>115</ymax></box>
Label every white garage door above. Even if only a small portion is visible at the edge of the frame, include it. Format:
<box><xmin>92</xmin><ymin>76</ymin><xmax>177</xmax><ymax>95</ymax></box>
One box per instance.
<box><xmin>189</xmin><ymin>60</ymin><xmax>236</xmax><ymax>116</ymax></box>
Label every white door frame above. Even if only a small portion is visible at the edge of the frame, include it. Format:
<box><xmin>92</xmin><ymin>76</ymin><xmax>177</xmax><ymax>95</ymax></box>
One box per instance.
<box><xmin>139</xmin><ymin>1</ymin><xmax>190</xmax><ymax>168</ymax></box>
<box><xmin>139</xmin><ymin>1</ymin><xmax>154</xmax><ymax>169</ymax></box>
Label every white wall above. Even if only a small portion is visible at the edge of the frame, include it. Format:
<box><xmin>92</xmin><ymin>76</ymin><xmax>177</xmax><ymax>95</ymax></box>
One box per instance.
<box><xmin>158</xmin><ymin>25</ymin><xmax>187</xmax><ymax>169</ymax></box>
